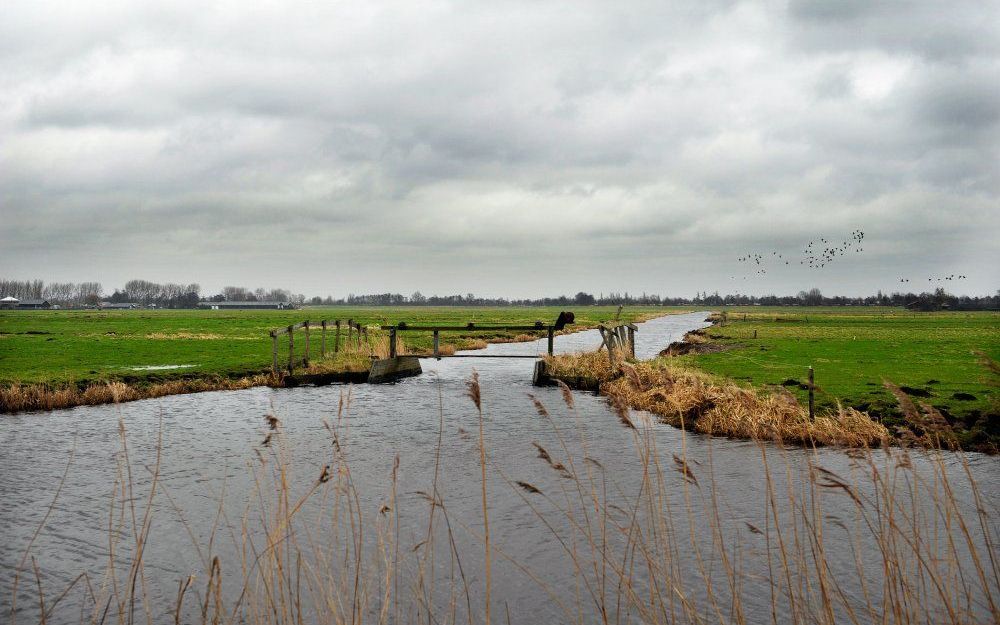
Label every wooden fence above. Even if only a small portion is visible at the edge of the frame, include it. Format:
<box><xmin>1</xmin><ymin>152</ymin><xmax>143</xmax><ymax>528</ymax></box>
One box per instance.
<box><xmin>597</xmin><ymin>322</ymin><xmax>637</xmax><ymax>359</ymax></box>
<box><xmin>269</xmin><ymin>319</ymin><xmax>367</xmax><ymax>375</ymax></box>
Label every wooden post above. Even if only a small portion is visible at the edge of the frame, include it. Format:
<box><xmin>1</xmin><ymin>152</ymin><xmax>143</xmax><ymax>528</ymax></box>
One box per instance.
<box><xmin>547</xmin><ymin>326</ymin><xmax>554</xmax><ymax>356</ymax></box>
<box><xmin>389</xmin><ymin>328</ymin><xmax>397</xmax><ymax>358</ymax></box>
<box><xmin>271</xmin><ymin>331</ymin><xmax>278</xmax><ymax>375</ymax></box>
<box><xmin>321</xmin><ymin>320</ymin><xmax>327</xmax><ymax>357</ymax></box>
<box><xmin>287</xmin><ymin>325</ymin><xmax>295</xmax><ymax>374</ymax></box>
<box><xmin>628</xmin><ymin>327</ymin><xmax>636</xmax><ymax>358</ymax></box>
<box><xmin>808</xmin><ymin>366</ymin><xmax>815</xmax><ymax>421</ymax></box>
<box><xmin>335</xmin><ymin>320</ymin><xmax>341</xmax><ymax>353</ymax></box>
<box><xmin>433</xmin><ymin>330</ymin><xmax>440</xmax><ymax>358</ymax></box>
<box><xmin>347</xmin><ymin>319</ymin><xmax>353</xmax><ymax>350</ymax></box>
<box><xmin>303</xmin><ymin>320</ymin><xmax>310</xmax><ymax>366</ymax></box>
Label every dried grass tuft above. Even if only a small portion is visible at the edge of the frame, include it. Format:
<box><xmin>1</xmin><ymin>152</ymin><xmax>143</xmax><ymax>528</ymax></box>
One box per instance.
<box><xmin>546</xmin><ymin>352</ymin><xmax>890</xmax><ymax>448</ymax></box>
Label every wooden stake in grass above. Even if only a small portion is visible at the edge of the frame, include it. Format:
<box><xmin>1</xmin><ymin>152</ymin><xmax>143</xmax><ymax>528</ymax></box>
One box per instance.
<box><xmin>808</xmin><ymin>366</ymin><xmax>814</xmax><ymax>421</ymax></box>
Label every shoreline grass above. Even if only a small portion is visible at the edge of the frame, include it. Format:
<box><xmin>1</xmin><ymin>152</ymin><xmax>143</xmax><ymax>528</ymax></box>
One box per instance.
<box><xmin>544</xmin><ymin>352</ymin><xmax>893</xmax><ymax>449</ymax></box>
<box><xmin>672</xmin><ymin>308</ymin><xmax>999</xmax><ymax>451</ymax></box>
<box><xmin>0</xmin><ymin>307</ymin><xmax>672</xmax><ymax>413</ymax></box>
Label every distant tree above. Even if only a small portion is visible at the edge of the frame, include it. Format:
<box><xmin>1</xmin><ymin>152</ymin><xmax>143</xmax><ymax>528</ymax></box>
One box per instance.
<box><xmin>574</xmin><ymin>291</ymin><xmax>596</xmax><ymax>305</ymax></box>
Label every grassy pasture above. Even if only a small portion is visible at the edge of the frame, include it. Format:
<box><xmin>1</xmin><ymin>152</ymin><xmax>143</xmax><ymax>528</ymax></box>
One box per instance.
<box><xmin>0</xmin><ymin>306</ymin><xmax>666</xmax><ymax>387</ymax></box>
<box><xmin>673</xmin><ymin>307</ymin><xmax>999</xmax><ymax>448</ymax></box>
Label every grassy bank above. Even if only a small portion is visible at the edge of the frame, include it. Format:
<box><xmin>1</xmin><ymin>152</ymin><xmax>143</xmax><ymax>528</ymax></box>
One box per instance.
<box><xmin>0</xmin><ymin>306</ymin><xmax>672</xmax><ymax>412</ymax></box>
<box><xmin>671</xmin><ymin>308</ymin><xmax>998</xmax><ymax>450</ymax></box>
<box><xmin>544</xmin><ymin>352</ymin><xmax>891</xmax><ymax>448</ymax></box>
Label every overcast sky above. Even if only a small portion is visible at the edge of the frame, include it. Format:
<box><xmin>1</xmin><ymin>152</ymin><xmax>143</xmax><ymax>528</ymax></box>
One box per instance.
<box><xmin>1</xmin><ymin>0</ymin><xmax>997</xmax><ymax>299</ymax></box>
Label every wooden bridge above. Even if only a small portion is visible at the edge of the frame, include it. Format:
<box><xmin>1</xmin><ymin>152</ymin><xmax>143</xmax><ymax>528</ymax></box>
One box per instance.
<box><xmin>266</xmin><ymin>311</ymin><xmax>637</xmax><ymax>384</ymax></box>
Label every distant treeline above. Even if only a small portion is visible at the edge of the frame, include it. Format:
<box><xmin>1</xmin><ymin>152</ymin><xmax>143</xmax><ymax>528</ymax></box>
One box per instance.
<box><xmin>2</xmin><ymin>279</ymin><xmax>997</xmax><ymax>311</ymax></box>
<box><xmin>0</xmin><ymin>278</ymin><xmax>305</xmax><ymax>309</ymax></box>
<box><xmin>327</xmin><ymin>288</ymin><xmax>998</xmax><ymax>311</ymax></box>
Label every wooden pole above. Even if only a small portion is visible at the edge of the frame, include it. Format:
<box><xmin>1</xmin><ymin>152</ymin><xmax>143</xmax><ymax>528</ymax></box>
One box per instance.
<box><xmin>628</xmin><ymin>327</ymin><xmax>636</xmax><ymax>358</ymax></box>
<box><xmin>321</xmin><ymin>320</ymin><xmax>327</xmax><ymax>357</ymax></box>
<box><xmin>808</xmin><ymin>366</ymin><xmax>815</xmax><ymax>421</ymax></box>
<box><xmin>303</xmin><ymin>320</ymin><xmax>310</xmax><ymax>366</ymax></box>
<box><xmin>433</xmin><ymin>330</ymin><xmax>440</xmax><ymax>358</ymax></box>
<box><xmin>389</xmin><ymin>328</ymin><xmax>397</xmax><ymax>358</ymax></box>
<box><xmin>547</xmin><ymin>326</ymin><xmax>554</xmax><ymax>356</ymax></box>
<box><xmin>335</xmin><ymin>320</ymin><xmax>341</xmax><ymax>353</ymax></box>
<box><xmin>287</xmin><ymin>325</ymin><xmax>295</xmax><ymax>375</ymax></box>
<box><xmin>271</xmin><ymin>331</ymin><xmax>278</xmax><ymax>375</ymax></box>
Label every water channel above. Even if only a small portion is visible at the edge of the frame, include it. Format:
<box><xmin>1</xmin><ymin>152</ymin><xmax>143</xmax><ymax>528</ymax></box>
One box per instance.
<box><xmin>2</xmin><ymin>312</ymin><xmax>997</xmax><ymax>624</ymax></box>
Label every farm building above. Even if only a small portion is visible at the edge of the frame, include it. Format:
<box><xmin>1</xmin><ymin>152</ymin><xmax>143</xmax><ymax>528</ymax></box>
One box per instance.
<box><xmin>197</xmin><ymin>301</ymin><xmax>296</xmax><ymax>310</ymax></box>
<box><xmin>0</xmin><ymin>296</ymin><xmax>18</xmax><ymax>309</ymax></box>
<box><xmin>101</xmin><ymin>302</ymin><xmax>140</xmax><ymax>310</ymax></box>
<box><xmin>16</xmin><ymin>299</ymin><xmax>51</xmax><ymax>309</ymax></box>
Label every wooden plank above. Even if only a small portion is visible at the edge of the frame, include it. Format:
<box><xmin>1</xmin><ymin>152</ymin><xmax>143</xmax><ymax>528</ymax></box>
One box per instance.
<box><xmin>389</xmin><ymin>328</ymin><xmax>397</xmax><ymax>358</ymax></box>
<box><xmin>380</xmin><ymin>324</ymin><xmax>548</xmax><ymax>332</ymax></box>
<box><xmin>303</xmin><ymin>320</ymin><xmax>310</xmax><ymax>366</ymax></box>
<box><xmin>547</xmin><ymin>326</ymin><xmax>554</xmax><ymax>356</ymax></box>
<box><xmin>432</xmin><ymin>354</ymin><xmax>540</xmax><ymax>359</ymax></box>
<box><xmin>271</xmin><ymin>326</ymin><xmax>290</xmax><ymax>337</ymax></box>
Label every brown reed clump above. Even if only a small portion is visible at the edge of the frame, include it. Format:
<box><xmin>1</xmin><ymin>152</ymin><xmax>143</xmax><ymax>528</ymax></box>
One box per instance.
<box><xmin>0</xmin><ymin>375</ymin><xmax>272</xmax><ymax>413</ymax></box>
<box><xmin>545</xmin><ymin>352</ymin><xmax>890</xmax><ymax>448</ymax></box>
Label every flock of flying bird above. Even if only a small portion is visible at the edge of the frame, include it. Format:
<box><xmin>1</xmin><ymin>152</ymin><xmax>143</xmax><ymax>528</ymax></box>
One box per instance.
<box><xmin>898</xmin><ymin>274</ymin><xmax>968</xmax><ymax>284</ymax></box>
<box><xmin>732</xmin><ymin>230</ymin><xmax>866</xmax><ymax>279</ymax></box>
<box><xmin>730</xmin><ymin>229</ymin><xmax>970</xmax><ymax>287</ymax></box>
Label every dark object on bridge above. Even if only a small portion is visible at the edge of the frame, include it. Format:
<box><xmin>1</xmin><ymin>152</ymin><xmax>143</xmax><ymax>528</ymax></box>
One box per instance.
<box><xmin>554</xmin><ymin>311</ymin><xmax>575</xmax><ymax>331</ymax></box>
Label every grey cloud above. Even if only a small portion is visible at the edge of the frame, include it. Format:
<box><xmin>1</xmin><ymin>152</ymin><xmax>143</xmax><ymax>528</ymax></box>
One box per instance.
<box><xmin>0</xmin><ymin>0</ymin><xmax>997</xmax><ymax>297</ymax></box>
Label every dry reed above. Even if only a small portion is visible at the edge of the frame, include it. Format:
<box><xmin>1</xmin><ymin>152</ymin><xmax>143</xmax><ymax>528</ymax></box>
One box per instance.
<box><xmin>545</xmin><ymin>353</ymin><xmax>891</xmax><ymax>448</ymax></box>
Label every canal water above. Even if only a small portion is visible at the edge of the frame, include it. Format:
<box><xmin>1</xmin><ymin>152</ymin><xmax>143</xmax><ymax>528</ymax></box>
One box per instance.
<box><xmin>2</xmin><ymin>312</ymin><xmax>997</xmax><ymax>624</ymax></box>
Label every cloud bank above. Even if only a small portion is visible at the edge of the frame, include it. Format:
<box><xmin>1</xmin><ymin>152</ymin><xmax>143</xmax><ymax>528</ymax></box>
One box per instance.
<box><xmin>1</xmin><ymin>0</ymin><xmax>997</xmax><ymax>297</ymax></box>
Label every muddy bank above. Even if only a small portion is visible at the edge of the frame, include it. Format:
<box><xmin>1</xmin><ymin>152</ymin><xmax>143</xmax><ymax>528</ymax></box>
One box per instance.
<box><xmin>659</xmin><ymin>328</ymin><xmax>741</xmax><ymax>356</ymax></box>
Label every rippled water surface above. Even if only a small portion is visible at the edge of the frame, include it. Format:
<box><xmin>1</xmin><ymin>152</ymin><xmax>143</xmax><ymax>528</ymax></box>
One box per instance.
<box><xmin>2</xmin><ymin>312</ymin><xmax>997</xmax><ymax>624</ymax></box>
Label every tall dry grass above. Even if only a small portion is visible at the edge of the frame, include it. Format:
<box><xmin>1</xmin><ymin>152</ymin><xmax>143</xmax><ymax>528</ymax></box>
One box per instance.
<box><xmin>7</xmin><ymin>380</ymin><xmax>998</xmax><ymax>625</ymax></box>
<box><xmin>0</xmin><ymin>376</ymin><xmax>272</xmax><ymax>414</ymax></box>
<box><xmin>545</xmin><ymin>353</ymin><xmax>891</xmax><ymax>448</ymax></box>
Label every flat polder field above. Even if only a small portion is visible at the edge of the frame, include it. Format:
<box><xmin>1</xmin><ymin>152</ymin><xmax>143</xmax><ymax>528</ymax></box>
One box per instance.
<box><xmin>674</xmin><ymin>307</ymin><xmax>998</xmax><ymax>448</ymax></box>
<box><xmin>0</xmin><ymin>306</ymin><xmax>664</xmax><ymax>387</ymax></box>
<box><xmin>2</xmin><ymin>306</ymin><xmax>997</xmax><ymax>446</ymax></box>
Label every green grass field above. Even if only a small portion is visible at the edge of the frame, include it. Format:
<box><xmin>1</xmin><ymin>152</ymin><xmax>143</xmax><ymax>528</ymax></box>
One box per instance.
<box><xmin>0</xmin><ymin>306</ymin><xmax>664</xmax><ymax>387</ymax></box>
<box><xmin>672</xmin><ymin>307</ymin><xmax>999</xmax><ymax>449</ymax></box>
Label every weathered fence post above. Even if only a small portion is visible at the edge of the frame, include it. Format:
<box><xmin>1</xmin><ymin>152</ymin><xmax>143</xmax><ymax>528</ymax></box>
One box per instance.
<box><xmin>287</xmin><ymin>325</ymin><xmax>295</xmax><ymax>375</ymax></box>
<box><xmin>303</xmin><ymin>320</ymin><xmax>310</xmax><ymax>366</ymax></box>
<box><xmin>335</xmin><ymin>320</ymin><xmax>341</xmax><ymax>353</ymax></box>
<box><xmin>357</xmin><ymin>323</ymin><xmax>363</xmax><ymax>349</ymax></box>
<box><xmin>321</xmin><ymin>320</ymin><xmax>327</xmax><ymax>357</ymax></box>
<box><xmin>270</xmin><ymin>330</ymin><xmax>278</xmax><ymax>375</ymax></box>
<box><xmin>808</xmin><ymin>366</ymin><xmax>815</xmax><ymax>421</ymax></box>
<box><xmin>547</xmin><ymin>326</ymin><xmax>554</xmax><ymax>356</ymax></box>
<box><xmin>389</xmin><ymin>328</ymin><xmax>397</xmax><ymax>358</ymax></box>
<box><xmin>347</xmin><ymin>319</ymin><xmax>353</xmax><ymax>350</ymax></box>
<box><xmin>433</xmin><ymin>330</ymin><xmax>440</xmax><ymax>358</ymax></box>
<box><xmin>628</xmin><ymin>326</ymin><xmax>636</xmax><ymax>358</ymax></box>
